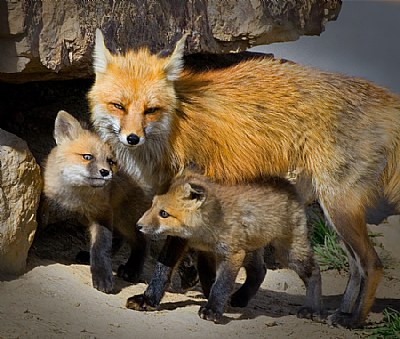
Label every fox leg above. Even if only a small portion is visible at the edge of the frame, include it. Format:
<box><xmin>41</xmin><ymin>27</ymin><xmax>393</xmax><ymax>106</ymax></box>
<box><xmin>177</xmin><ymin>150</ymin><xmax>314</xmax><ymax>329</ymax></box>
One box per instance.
<box><xmin>117</xmin><ymin>230</ymin><xmax>147</xmax><ymax>283</ymax></box>
<box><xmin>76</xmin><ymin>232</ymin><xmax>124</xmax><ymax>264</ymax></box>
<box><xmin>178</xmin><ymin>250</ymin><xmax>200</xmax><ymax>291</ymax></box>
<box><xmin>338</xmin><ymin>246</ymin><xmax>362</xmax><ymax>313</ymax></box>
<box><xmin>283</xmin><ymin>218</ymin><xmax>322</xmax><ymax>319</ymax></box>
<box><xmin>199</xmin><ymin>250</ymin><xmax>246</xmax><ymax>323</ymax></box>
<box><xmin>320</xmin><ymin>196</ymin><xmax>383</xmax><ymax>328</ymax></box>
<box><xmin>89</xmin><ymin>220</ymin><xmax>114</xmax><ymax>293</ymax></box>
<box><xmin>197</xmin><ymin>251</ymin><xmax>216</xmax><ymax>298</ymax></box>
<box><xmin>288</xmin><ymin>251</ymin><xmax>322</xmax><ymax>320</ymax></box>
<box><xmin>230</xmin><ymin>248</ymin><xmax>266</xmax><ymax>307</ymax></box>
<box><xmin>126</xmin><ymin>236</ymin><xmax>188</xmax><ymax>311</ymax></box>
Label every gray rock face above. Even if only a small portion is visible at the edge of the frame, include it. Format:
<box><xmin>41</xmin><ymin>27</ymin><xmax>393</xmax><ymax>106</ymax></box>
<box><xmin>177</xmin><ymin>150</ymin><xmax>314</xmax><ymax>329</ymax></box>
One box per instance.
<box><xmin>0</xmin><ymin>0</ymin><xmax>341</xmax><ymax>83</ymax></box>
<box><xmin>0</xmin><ymin>129</ymin><xmax>42</xmax><ymax>276</ymax></box>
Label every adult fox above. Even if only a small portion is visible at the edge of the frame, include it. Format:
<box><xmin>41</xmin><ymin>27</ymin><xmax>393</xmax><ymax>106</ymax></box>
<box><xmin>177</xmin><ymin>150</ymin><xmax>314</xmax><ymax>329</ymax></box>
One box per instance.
<box><xmin>88</xmin><ymin>29</ymin><xmax>400</xmax><ymax>327</ymax></box>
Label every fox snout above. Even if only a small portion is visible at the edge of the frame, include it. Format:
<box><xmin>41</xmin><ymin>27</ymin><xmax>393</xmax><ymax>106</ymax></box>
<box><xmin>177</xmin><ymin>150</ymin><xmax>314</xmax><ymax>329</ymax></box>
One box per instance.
<box><xmin>136</xmin><ymin>216</ymin><xmax>157</xmax><ymax>235</ymax></box>
<box><xmin>136</xmin><ymin>222</ymin><xmax>152</xmax><ymax>235</ymax></box>
<box><xmin>120</xmin><ymin>132</ymin><xmax>145</xmax><ymax>147</ymax></box>
<box><xmin>99</xmin><ymin>168</ymin><xmax>111</xmax><ymax>178</ymax></box>
<box><xmin>126</xmin><ymin>133</ymin><xmax>141</xmax><ymax>146</ymax></box>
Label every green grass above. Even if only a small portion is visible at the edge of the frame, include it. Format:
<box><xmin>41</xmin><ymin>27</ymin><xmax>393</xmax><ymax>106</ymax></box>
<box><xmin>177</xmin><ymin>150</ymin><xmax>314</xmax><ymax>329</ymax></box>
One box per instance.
<box><xmin>308</xmin><ymin>204</ymin><xmax>393</xmax><ymax>271</ymax></box>
<box><xmin>367</xmin><ymin>308</ymin><xmax>400</xmax><ymax>339</ymax></box>
<box><xmin>310</xmin><ymin>214</ymin><xmax>349</xmax><ymax>271</ymax></box>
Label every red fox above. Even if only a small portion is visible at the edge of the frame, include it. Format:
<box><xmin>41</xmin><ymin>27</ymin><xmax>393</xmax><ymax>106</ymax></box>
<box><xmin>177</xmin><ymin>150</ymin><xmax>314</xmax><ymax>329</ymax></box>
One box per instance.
<box><xmin>88</xmin><ymin>29</ymin><xmax>400</xmax><ymax>327</ymax></box>
<box><xmin>43</xmin><ymin>110</ymin><xmax>152</xmax><ymax>293</ymax></box>
<box><xmin>129</xmin><ymin>170</ymin><xmax>322</xmax><ymax>323</ymax></box>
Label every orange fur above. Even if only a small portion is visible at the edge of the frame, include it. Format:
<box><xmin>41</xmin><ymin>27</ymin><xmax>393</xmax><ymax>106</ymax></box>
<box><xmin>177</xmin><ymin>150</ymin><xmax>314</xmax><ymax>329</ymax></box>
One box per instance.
<box><xmin>137</xmin><ymin>171</ymin><xmax>321</xmax><ymax>322</ymax></box>
<box><xmin>44</xmin><ymin>110</ymin><xmax>151</xmax><ymax>293</ymax></box>
<box><xmin>88</xmin><ymin>30</ymin><xmax>400</xmax><ymax>327</ymax></box>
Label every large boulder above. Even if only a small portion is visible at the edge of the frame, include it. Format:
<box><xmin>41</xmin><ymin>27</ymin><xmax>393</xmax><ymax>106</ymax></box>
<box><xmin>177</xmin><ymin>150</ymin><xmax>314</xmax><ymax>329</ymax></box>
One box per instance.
<box><xmin>0</xmin><ymin>129</ymin><xmax>42</xmax><ymax>276</ymax></box>
<box><xmin>0</xmin><ymin>0</ymin><xmax>341</xmax><ymax>83</ymax></box>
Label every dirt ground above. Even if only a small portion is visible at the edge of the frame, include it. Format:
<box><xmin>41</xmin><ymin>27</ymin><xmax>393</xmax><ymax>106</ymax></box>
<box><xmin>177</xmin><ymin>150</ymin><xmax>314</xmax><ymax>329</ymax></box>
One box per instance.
<box><xmin>0</xmin><ymin>220</ymin><xmax>399</xmax><ymax>339</ymax></box>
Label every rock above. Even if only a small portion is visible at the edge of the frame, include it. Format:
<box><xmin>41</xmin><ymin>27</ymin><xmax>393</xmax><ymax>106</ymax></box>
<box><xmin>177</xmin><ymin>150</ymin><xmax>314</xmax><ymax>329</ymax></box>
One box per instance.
<box><xmin>0</xmin><ymin>0</ymin><xmax>341</xmax><ymax>83</ymax></box>
<box><xmin>0</xmin><ymin>129</ymin><xmax>42</xmax><ymax>276</ymax></box>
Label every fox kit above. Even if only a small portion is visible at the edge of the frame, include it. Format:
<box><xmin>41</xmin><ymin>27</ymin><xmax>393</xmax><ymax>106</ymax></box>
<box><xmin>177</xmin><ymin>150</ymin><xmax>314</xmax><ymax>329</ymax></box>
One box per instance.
<box><xmin>129</xmin><ymin>171</ymin><xmax>322</xmax><ymax>323</ymax></box>
<box><xmin>89</xmin><ymin>29</ymin><xmax>400</xmax><ymax>327</ymax></box>
<box><xmin>43</xmin><ymin>110</ymin><xmax>152</xmax><ymax>293</ymax></box>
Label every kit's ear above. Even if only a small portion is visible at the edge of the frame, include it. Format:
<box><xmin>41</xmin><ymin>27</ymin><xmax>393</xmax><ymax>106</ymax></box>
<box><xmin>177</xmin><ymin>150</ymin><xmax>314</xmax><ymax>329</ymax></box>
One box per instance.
<box><xmin>183</xmin><ymin>182</ymin><xmax>207</xmax><ymax>207</ymax></box>
<box><xmin>163</xmin><ymin>33</ymin><xmax>188</xmax><ymax>81</ymax></box>
<box><xmin>93</xmin><ymin>28</ymin><xmax>112</xmax><ymax>74</ymax></box>
<box><xmin>54</xmin><ymin>110</ymin><xmax>83</xmax><ymax>145</ymax></box>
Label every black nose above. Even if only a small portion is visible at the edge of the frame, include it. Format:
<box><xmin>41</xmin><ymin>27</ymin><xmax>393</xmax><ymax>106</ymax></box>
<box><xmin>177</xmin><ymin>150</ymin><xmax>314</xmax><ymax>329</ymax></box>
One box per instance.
<box><xmin>136</xmin><ymin>223</ymin><xmax>143</xmax><ymax>231</ymax></box>
<box><xmin>99</xmin><ymin>169</ymin><xmax>110</xmax><ymax>177</ymax></box>
<box><xmin>127</xmin><ymin>134</ymin><xmax>140</xmax><ymax>145</ymax></box>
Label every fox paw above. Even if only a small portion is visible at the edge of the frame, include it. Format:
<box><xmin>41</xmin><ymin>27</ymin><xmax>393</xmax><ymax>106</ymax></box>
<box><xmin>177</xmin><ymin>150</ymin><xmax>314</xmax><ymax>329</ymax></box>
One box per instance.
<box><xmin>297</xmin><ymin>307</ymin><xmax>323</xmax><ymax>321</ymax></box>
<box><xmin>117</xmin><ymin>264</ymin><xmax>140</xmax><ymax>283</ymax></box>
<box><xmin>126</xmin><ymin>294</ymin><xmax>158</xmax><ymax>312</ymax></box>
<box><xmin>230</xmin><ymin>292</ymin><xmax>249</xmax><ymax>308</ymax></box>
<box><xmin>92</xmin><ymin>272</ymin><xmax>114</xmax><ymax>294</ymax></box>
<box><xmin>327</xmin><ymin>311</ymin><xmax>363</xmax><ymax>329</ymax></box>
<box><xmin>198</xmin><ymin>306</ymin><xmax>222</xmax><ymax>323</ymax></box>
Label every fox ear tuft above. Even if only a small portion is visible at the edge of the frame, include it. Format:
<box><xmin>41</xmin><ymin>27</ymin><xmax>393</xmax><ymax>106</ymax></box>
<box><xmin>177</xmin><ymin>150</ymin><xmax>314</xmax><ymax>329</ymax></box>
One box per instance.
<box><xmin>54</xmin><ymin>110</ymin><xmax>83</xmax><ymax>145</ymax></box>
<box><xmin>163</xmin><ymin>33</ymin><xmax>188</xmax><ymax>81</ymax></box>
<box><xmin>183</xmin><ymin>182</ymin><xmax>207</xmax><ymax>205</ymax></box>
<box><xmin>93</xmin><ymin>29</ymin><xmax>112</xmax><ymax>74</ymax></box>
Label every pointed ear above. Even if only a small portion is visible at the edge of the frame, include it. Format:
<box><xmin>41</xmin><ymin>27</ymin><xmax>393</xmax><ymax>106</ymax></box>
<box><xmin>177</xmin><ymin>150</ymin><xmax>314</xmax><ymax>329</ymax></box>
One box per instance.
<box><xmin>93</xmin><ymin>28</ymin><xmax>112</xmax><ymax>74</ymax></box>
<box><xmin>183</xmin><ymin>182</ymin><xmax>207</xmax><ymax>205</ymax></box>
<box><xmin>54</xmin><ymin>110</ymin><xmax>83</xmax><ymax>145</ymax></box>
<box><xmin>163</xmin><ymin>33</ymin><xmax>188</xmax><ymax>81</ymax></box>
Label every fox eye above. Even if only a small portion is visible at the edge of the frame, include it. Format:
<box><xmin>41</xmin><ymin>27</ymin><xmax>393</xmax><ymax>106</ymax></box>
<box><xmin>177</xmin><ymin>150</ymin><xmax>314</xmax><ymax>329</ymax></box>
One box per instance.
<box><xmin>159</xmin><ymin>210</ymin><xmax>170</xmax><ymax>218</ymax></box>
<box><xmin>107</xmin><ymin>158</ymin><xmax>116</xmax><ymax>166</ymax></box>
<box><xmin>144</xmin><ymin>107</ymin><xmax>158</xmax><ymax>115</ymax></box>
<box><xmin>82</xmin><ymin>154</ymin><xmax>93</xmax><ymax>161</ymax></box>
<box><xmin>112</xmin><ymin>103</ymin><xmax>124</xmax><ymax>111</ymax></box>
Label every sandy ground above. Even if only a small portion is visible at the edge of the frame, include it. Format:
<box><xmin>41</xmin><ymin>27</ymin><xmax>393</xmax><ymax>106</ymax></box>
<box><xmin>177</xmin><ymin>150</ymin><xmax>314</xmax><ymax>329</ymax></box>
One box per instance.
<box><xmin>0</xmin><ymin>221</ymin><xmax>399</xmax><ymax>339</ymax></box>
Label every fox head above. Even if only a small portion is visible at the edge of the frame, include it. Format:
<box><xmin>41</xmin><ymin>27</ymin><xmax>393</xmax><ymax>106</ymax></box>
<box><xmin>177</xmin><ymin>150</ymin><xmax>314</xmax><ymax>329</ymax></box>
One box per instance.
<box><xmin>136</xmin><ymin>178</ymin><xmax>208</xmax><ymax>238</ymax></box>
<box><xmin>47</xmin><ymin>110</ymin><xmax>117</xmax><ymax>188</ymax></box>
<box><xmin>88</xmin><ymin>29</ymin><xmax>188</xmax><ymax>148</ymax></box>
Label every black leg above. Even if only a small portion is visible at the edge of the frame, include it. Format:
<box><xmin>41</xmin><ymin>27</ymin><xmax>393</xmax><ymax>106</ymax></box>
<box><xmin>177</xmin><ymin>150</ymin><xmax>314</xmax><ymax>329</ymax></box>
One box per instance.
<box><xmin>197</xmin><ymin>251</ymin><xmax>216</xmax><ymax>298</ymax></box>
<box><xmin>89</xmin><ymin>221</ymin><xmax>113</xmax><ymax>293</ymax></box>
<box><xmin>126</xmin><ymin>236</ymin><xmax>188</xmax><ymax>310</ymax></box>
<box><xmin>231</xmin><ymin>248</ymin><xmax>266</xmax><ymax>307</ymax></box>
<box><xmin>199</xmin><ymin>250</ymin><xmax>245</xmax><ymax>323</ymax></box>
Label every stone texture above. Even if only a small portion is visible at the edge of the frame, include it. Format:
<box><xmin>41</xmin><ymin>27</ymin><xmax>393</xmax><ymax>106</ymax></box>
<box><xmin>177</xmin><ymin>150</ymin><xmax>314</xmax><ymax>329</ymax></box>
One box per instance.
<box><xmin>0</xmin><ymin>129</ymin><xmax>42</xmax><ymax>276</ymax></box>
<box><xmin>0</xmin><ymin>0</ymin><xmax>341</xmax><ymax>83</ymax></box>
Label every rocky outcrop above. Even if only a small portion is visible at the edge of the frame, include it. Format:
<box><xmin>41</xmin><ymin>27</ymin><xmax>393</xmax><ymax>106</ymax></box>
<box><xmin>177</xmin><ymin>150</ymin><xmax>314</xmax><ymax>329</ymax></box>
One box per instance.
<box><xmin>0</xmin><ymin>0</ymin><xmax>341</xmax><ymax>83</ymax></box>
<box><xmin>0</xmin><ymin>129</ymin><xmax>42</xmax><ymax>276</ymax></box>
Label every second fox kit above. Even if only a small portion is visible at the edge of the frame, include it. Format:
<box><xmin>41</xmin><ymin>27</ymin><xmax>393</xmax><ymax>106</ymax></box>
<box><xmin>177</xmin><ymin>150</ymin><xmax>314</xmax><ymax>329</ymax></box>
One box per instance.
<box><xmin>133</xmin><ymin>171</ymin><xmax>322</xmax><ymax>322</ymax></box>
<box><xmin>43</xmin><ymin>110</ymin><xmax>152</xmax><ymax>293</ymax></box>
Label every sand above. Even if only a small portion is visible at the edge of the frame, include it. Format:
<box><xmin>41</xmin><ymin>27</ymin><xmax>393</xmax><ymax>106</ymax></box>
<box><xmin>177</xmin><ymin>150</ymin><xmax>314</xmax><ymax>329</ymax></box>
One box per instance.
<box><xmin>0</xmin><ymin>221</ymin><xmax>399</xmax><ymax>339</ymax></box>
